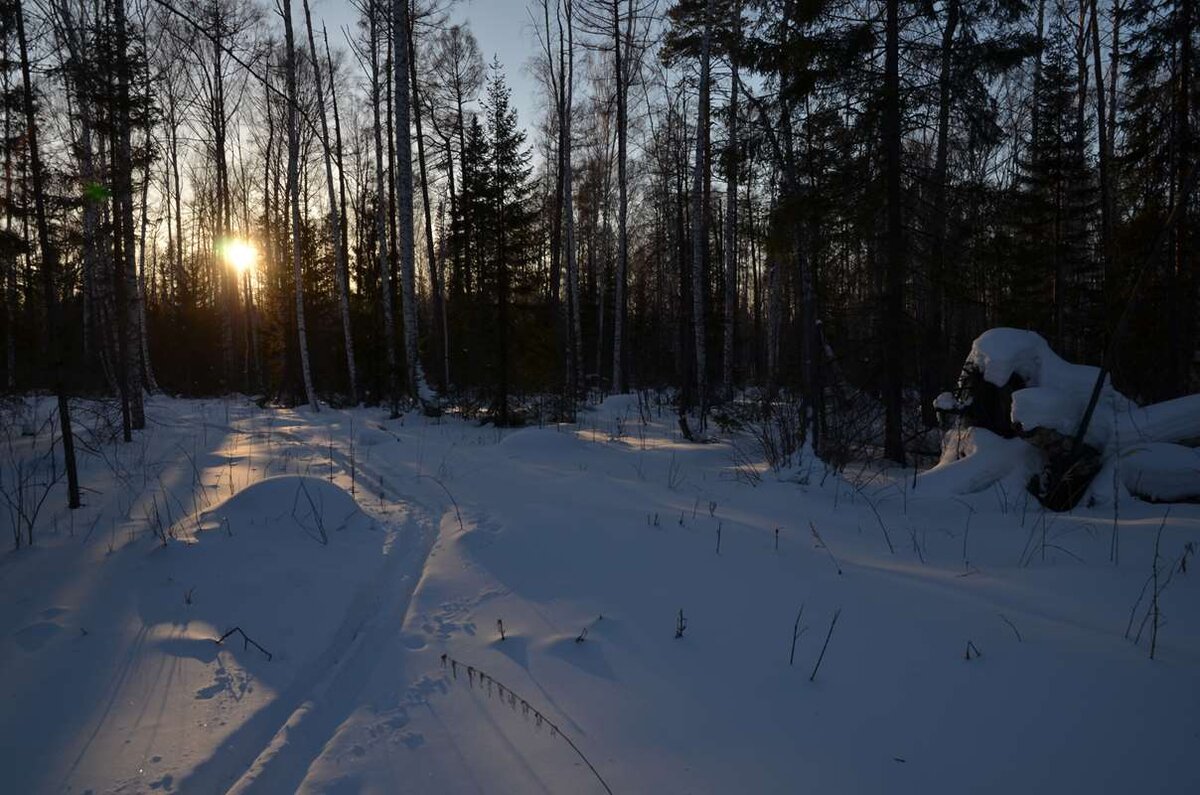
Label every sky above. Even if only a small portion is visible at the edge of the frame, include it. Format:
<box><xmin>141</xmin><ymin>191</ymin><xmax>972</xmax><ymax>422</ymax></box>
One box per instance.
<box><xmin>321</xmin><ymin>0</ymin><xmax>546</xmax><ymax>131</ymax></box>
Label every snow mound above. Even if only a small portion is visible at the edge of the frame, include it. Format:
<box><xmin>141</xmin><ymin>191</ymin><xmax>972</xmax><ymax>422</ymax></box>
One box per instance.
<box><xmin>589</xmin><ymin>392</ymin><xmax>643</xmax><ymax>421</ymax></box>
<box><xmin>498</xmin><ymin>427</ymin><xmax>586</xmax><ymax>461</ymax></box>
<box><xmin>199</xmin><ymin>475</ymin><xmax>373</xmax><ymax>541</ymax></box>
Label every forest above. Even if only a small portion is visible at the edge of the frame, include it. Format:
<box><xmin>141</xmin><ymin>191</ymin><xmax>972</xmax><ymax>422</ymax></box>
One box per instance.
<box><xmin>0</xmin><ymin>0</ymin><xmax>1193</xmax><ymax>474</ymax></box>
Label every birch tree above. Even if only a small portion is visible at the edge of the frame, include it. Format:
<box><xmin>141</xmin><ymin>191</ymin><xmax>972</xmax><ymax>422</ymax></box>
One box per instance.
<box><xmin>281</xmin><ymin>0</ymin><xmax>319</xmax><ymax>410</ymax></box>
<box><xmin>301</xmin><ymin>0</ymin><xmax>358</xmax><ymax>401</ymax></box>
<box><xmin>393</xmin><ymin>0</ymin><xmax>431</xmax><ymax>404</ymax></box>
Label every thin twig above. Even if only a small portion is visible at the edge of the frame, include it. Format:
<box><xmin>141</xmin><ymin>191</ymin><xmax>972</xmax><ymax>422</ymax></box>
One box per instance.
<box><xmin>809</xmin><ymin>608</ymin><xmax>842</xmax><ymax>682</ymax></box>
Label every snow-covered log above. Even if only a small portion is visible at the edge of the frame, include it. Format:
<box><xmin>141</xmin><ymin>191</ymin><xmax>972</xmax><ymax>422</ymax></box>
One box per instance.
<box><xmin>918</xmin><ymin>426</ymin><xmax>1042</xmax><ymax>496</ymax></box>
<box><xmin>1119</xmin><ymin>444</ymin><xmax>1200</xmax><ymax>502</ymax></box>
<box><xmin>920</xmin><ymin>328</ymin><xmax>1200</xmax><ymax>506</ymax></box>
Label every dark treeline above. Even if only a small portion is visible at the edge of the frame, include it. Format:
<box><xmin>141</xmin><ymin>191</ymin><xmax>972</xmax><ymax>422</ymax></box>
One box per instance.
<box><xmin>0</xmin><ymin>0</ymin><xmax>1195</xmax><ymax>469</ymax></box>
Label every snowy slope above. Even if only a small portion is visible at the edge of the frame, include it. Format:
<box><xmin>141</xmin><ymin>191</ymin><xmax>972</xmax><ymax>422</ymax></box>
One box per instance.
<box><xmin>2</xmin><ymin>395</ymin><xmax>1198</xmax><ymax>793</ymax></box>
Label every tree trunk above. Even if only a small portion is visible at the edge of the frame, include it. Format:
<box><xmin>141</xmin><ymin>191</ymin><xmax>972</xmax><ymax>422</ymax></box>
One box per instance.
<box><xmin>137</xmin><ymin>59</ymin><xmax>158</xmax><ymax>394</ymax></box>
<box><xmin>370</xmin><ymin>0</ymin><xmax>400</xmax><ymax>415</ymax></box>
<box><xmin>1088</xmin><ymin>0</ymin><xmax>1113</xmax><ymax>302</ymax></box>
<box><xmin>393</xmin><ymin>0</ymin><xmax>429</xmax><ymax>404</ymax></box>
<box><xmin>282</xmin><ymin>0</ymin><xmax>319</xmax><ymax>410</ymax></box>
<box><xmin>407</xmin><ymin>14</ymin><xmax>447</xmax><ymax>392</ymax></box>
<box><xmin>691</xmin><ymin>0</ymin><xmax>715</xmax><ymax>432</ymax></box>
<box><xmin>564</xmin><ymin>0</ymin><xmax>581</xmax><ymax>403</ymax></box>
<box><xmin>722</xmin><ymin>10</ymin><xmax>740</xmax><ymax>401</ymax></box>
<box><xmin>114</xmin><ymin>0</ymin><xmax>144</xmax><ymax>431</ymax></box>
<box><xmin>1174</xmin><ymin>0</ymin><xmax>1194</xmax><ymax>392</ymax></box>
<box><xmin>545</xmin><ymin>0</ymin><xmax>563</xmax><ymax>326</ymax></box>
<box><xmin>302</xmin><ymin>0</ymin><xmax>358</xmax><ymax>401</ymax></box>
<box><xmin>882</xmin><ymin>0</ymin><xmax>906</xmax><ymax>464</ymax></box>
<box><xmin>210</xmin><ymin>3</ymin><xmax>235</xmax><ymax>391</ymax></box>
<box><xmin>16</xmin><ymin>0</ymin><xmax>80</xmax><ymax>508</ymax></box>
<box><xmin>923</xmin><ymin>0</ymin><xmax>958</xmax><ymax>428</ymax></box>
<box><xmin>324</xmin><ymin>27</ymin><xmax>351</xmax><ymax>294</ymax></box>
<box><xmin>611</xmin><ymin>0</ymin><xmax>629</xmax><ymax>393</ymax></box>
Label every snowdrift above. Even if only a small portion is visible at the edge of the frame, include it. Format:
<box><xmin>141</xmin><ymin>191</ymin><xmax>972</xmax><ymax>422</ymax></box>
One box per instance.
<box><xmin>922</xmin><ymin>328</ymin><xmax>1200</xmax><ymax>504</ymax></box>
<box><xmin>197</xmin><ymin>474</ymin><xmax>373</xmax><ymax>542</ymax></box>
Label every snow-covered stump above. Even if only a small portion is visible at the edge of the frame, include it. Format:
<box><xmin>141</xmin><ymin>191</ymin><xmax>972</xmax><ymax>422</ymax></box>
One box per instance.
<box><xmin>923</xmin><ymin>328</ymin><xmax>1200</xmax><ymax>509</ymax></box>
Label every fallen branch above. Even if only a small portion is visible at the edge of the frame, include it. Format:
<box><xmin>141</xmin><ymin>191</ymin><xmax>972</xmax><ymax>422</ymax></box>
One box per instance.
<box><xmin>214</xmin><ymin>626</ymin><xmax>273</xmax><ymax>661</ymax></box>
<box><xmin>441</xmin><ymin>653</ymin><xmax>613</xmax><ymax>795</ymax></box>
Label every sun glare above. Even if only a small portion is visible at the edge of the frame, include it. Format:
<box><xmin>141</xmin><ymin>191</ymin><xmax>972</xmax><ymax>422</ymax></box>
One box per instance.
<box><xmin>223</xmin><ymin>239</ymin><xmax>258</xmax><ymax>274</ymax></box>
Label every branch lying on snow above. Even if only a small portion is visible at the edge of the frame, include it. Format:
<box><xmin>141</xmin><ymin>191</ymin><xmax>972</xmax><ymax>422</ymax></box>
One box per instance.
<box><xmin>214</xmin><ymin>627</ymin><xmax>273</xmax><ymax>661</ymax></box>
<box><xmin>440</xmin><ymin>653</ymin><xmax>613</xmax><ymax>795</ymax></box>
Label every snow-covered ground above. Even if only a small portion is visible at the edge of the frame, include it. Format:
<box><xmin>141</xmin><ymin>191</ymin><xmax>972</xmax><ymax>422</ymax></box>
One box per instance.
<box><xmin>1</xmin><ymin>394</ymin><xmax>1198</xmax><ymax>793</ymax></box>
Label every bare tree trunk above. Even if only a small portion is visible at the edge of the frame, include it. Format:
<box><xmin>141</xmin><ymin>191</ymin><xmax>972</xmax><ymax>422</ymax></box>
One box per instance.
<box><xmin>1031</xmin><ymin>0</ymin><xmax>1046</xmax><ymax>158</ymax></box>
<box><xmin>690</xmin><ymin>0</ymin><xmax>715</xmax><ymax>432</ymax></box>
<box><xmin>564</xmin><ymin>0</ymin><xmax>582</xmax><ymax>403</ymax></box>
<box><xmin>170</xmin><ymin>99</ymin><xmax>184</xmax><ymax>318</ymax></box>
<box><xmin>1174</xmin><ymin>0</ymin><xmax>1194</xmax><ymax>392</ymax></box>
<box><xmin>257</xmin><ymin>51</ymin><xmax>276</xmax><ymax>391</ymax></box>
<box><xmin>209</xmin><ymin>1</ymin><xmax>235</xmax><ymax>391</ymax></box>
<box><xmin>282</xmin><ymin>0</ymin><xmax>319</xmax><ymax>411</ymax></box>
<box><xmin>922</xmin><ymin>0</ymin><xmax>958</xmax><ymax>427</ymax></box>
<box><xmin>1089</xmin><ymin>0</ymin><xmax>1113</xmax><ymax>300</ymax></box>
<box><xmin>543</xmin><ymin>0</ymin><xmax>564</xmax><ymax>318</ymax></box>
<box><xmin>302</xmin><ymin>0</ymin><xmax>358</xmax><ymax>401</ymax></box>
<box><xmin>370</xmin><ymin>0</ymin><xmax>399</xmax><ymax>416</ymax></box>
<box><xmin>407</xmin><ymin>13</ymin><xmax>446</xmax><ymax>392</ymax></box>
<box><xmin>114</xmin><ymin>0</ymin><xmax>144</xmax><ymax>430</ymax></box>
<box><xmin>611</xmin><ymin>0</ymin><xmax>629</xmax><ymax>393</ymax></box>
<box><xmin>393</xmin><ymin>0</ymin><xmax>429</xmax><ymax>404</ymax></box>
<box><xmin>2</xmin><ymin>59</ymin><xmax>14</xmax><ymax>389</ymax></box>
<box><xmin>16</xmin><ymin>0</ymin><xmax>80</xmax><ymax>508</ymax></box>
<box><xmin>882</xmin><ymin>0</ymin><xmax>906</xmax><ymax>464</ymax></box>
<box><xmin>766</xmin><ymin>253</ymin><xmax>780</xmax><ymax>389</ymax></box>
<box><xmin>1107</xmin><ymin>0</ymin><xmax>1120</xmax><ymax>167</ymax></box>
<box><xmin>137</xmin><ymin>57</ymin><xmax>158</xmax><ymax>394</ymax></box>
<box><xmin>323</xmin><ymin>27</ymin><xmax>351</xmax><ymax>292</ymax></box>
<box><xmin>722</xmin><ymin>8</ymin><xmax>740</xmax><ymax>401</ymax></box>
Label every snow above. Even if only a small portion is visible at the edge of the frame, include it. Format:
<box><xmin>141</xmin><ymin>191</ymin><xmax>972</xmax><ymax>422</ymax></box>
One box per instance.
<box><xmin>932</xmin><ymin>329</ymin><xmax>1200</xmax><ymax>500</ymax></box>
<box><xmin>1120</xmin><ymin>444</ymin><xmax>1200</xmax><ymax>502</ymax></box>
<box><xmin>1114</xmin><ymin>393</ymin><xmax>1200</xmax><ymax>447</ymax></box>
<box><xmin>967</xmin><ymin>328</ymin><xmax>1114</xmax><ymax>397</ymax></box>
<box><xmin>965</xmin><ymin>328</ymin><xmax>1131</xmax><ymax>448</ymax></box>
<box><xmin>919</xmin><ymin>427</ymin><xmax>1042</xmax><ymax>495</ymax></box>
<box><xmin>2</xmin><ymin>393</ymin><xmax>1199</xmax><ymax>793</ymax></box>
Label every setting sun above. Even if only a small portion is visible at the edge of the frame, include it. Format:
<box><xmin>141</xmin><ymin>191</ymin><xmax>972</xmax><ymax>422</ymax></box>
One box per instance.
<box><xmin>222</xmin><ymin>239</ymin><xmax>257</xmax><ymax>274</ymax></box>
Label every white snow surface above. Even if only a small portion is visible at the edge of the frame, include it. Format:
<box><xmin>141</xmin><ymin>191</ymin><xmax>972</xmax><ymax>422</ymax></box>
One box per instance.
<box><xmin>2</xmin><ymin>394</ymin><xmax>1199</xmax><ymax>794</ymax></box>
<box><xmin>919</xmin><ymin>427</ymin><xmax>1042</xmax><ymax>495</ymax></box>
<box><xmin>1120</xmin><ymin>444</ymin><xmax>1200</xmax><ymax>502</ymax></box>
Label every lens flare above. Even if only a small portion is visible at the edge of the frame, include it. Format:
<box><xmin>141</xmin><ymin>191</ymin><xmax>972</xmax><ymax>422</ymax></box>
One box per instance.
<box><xmin>223</xmin><ymin>239</ymin><xmax>257</xmax><ymax>274</ymax></box>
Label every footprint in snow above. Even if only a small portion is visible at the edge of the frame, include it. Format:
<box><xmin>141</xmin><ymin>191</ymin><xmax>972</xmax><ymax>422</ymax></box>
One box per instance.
<box><xmin>13</xmin><ymin>621</ymin><xmax>62</xmax><ymax>652</ymax></box>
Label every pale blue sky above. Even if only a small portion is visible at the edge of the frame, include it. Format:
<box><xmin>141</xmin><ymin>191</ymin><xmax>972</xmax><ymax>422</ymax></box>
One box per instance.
<box><xmin>320</xmin><ymin>0</ymin><xmax>545</xmax><ymax>131</ymax></box>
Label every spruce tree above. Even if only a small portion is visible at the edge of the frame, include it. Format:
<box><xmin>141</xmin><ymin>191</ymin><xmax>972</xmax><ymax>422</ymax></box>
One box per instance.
<box><xmin>482</xmin><ymin>62</ymin><xmax>536</xmax><ymax>425</ymax></box>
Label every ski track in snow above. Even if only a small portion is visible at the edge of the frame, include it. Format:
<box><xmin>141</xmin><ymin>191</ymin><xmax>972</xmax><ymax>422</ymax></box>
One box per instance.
<box><xmin>2</xmin><ymin>395</ymin><xmax>1199</xmax><ymax>794</ymax></box>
